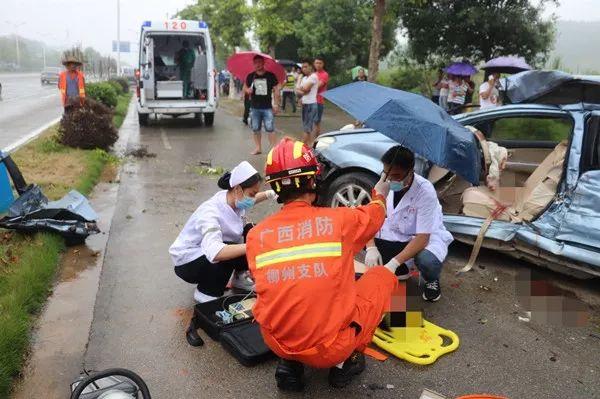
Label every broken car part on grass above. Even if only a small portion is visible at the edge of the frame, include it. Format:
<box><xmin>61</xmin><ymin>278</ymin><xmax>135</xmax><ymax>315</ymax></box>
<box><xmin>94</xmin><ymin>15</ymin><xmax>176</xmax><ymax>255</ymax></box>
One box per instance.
<box><xmin>0</xmin><ymin>151</ymin><xmax>99</xmax><ymax>245</ymax></box>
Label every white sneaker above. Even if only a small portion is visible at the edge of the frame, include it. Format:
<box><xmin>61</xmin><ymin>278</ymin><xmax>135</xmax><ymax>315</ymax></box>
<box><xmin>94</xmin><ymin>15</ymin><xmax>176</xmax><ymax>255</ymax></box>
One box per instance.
<box><xmin>194</xmin><ymin>288</ymin><xmax>217</xmax><ymax>303</ymax></box>
<box><xmin>231</xmin><ymin>270</ymin><xmax>255</xmax><ymax>291</ymax></box>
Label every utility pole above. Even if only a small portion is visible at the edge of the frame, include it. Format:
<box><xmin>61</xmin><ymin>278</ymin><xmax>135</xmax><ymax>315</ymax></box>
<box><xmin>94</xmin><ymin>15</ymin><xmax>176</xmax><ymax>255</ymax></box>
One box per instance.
<box><xmin>42</xmin><ymin>45</ymin><xmax>46</xmax><ymax>69</ymax></box>
<box><xmin>15</xmin><ymin>34</ymin><xmax>20</xmax><ymax>68</ymax></box>
<box><xmin>116</xmin><ymin>0</ymin><xmax>121</xmax><ymax>76</ymax></box>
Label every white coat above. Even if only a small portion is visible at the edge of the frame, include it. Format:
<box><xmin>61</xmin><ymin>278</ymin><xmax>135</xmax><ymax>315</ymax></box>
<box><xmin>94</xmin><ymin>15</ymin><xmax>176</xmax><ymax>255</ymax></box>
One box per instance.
<box><xmin>378</xmin><ymin>174</ymin><xmax>453</xmax><ymax>262</ymax></box>
<box><xmin>169</xmin><ymin>191</ymin><xmax>245</xmax><ymax>266</ymax></box>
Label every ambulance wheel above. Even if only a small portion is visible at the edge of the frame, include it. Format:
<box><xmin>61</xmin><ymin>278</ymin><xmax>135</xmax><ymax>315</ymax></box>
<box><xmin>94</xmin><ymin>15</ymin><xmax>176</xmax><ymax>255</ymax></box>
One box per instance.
<box><xmin>138</xmin><ymin>112</ymin><xmax>149</xmax><ymax>126</ymax></box>
<box><xmin>325</xmin><ymin>172</ymin><xmax>378</xmax><ymax>208</ymax></box>
<box><xmin>204</xmin><ymin>112</ymin><xmax>214</xmax><ymax>126</ymax></box>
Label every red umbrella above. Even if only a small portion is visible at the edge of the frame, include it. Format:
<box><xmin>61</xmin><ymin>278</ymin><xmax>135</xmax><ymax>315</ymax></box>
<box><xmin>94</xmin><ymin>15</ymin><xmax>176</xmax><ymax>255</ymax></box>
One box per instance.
<box><xmin>226</xmin><ymin>51</ymin><xmax>286</xmax><ymax>84</ymax></box>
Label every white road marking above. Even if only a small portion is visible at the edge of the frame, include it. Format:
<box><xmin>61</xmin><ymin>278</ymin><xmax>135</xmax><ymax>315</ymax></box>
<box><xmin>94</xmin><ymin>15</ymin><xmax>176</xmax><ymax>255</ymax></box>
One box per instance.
<box><xmin>3</xmin><ymin>116</ymin><xmax>61</xmax><ymax>153</ymax></box>
<box><xmin>160</xmin><ymin>128</ymin><xmax>172</xmax><ymax>150</ymax></box>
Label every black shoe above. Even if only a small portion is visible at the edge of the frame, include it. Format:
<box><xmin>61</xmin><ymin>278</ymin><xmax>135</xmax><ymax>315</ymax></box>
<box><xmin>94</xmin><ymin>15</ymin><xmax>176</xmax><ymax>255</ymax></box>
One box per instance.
<box><xmin>275</xmin><ymin>359</ymin><xmax>305</xmax><ymax>392</ymax></box>
<box><xmin>328</xmin><ymin>352</ymin><xmax>366</xmax><ymax>388</ymax></box>
<box><xmin>185</xmin><ymin>319</ymin><xmax>204</xmax><ymax>347</ymax></box>
<box><xmin>395</xmin><ymin>263</ymin><xmax>411</xmax><ymax>280</ymax></box>
<box><xmin>422</xmin><ymin>279</ymin><xmax>441</xmax><ymax>302</ymax></box>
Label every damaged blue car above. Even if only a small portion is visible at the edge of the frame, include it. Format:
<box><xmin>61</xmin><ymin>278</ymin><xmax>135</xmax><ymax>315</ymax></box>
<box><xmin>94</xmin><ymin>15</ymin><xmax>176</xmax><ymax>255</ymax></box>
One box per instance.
<box><xmin>317</xmin><ymin>71</ymin><xmax>600</xmax><ymax>278</ymax></box>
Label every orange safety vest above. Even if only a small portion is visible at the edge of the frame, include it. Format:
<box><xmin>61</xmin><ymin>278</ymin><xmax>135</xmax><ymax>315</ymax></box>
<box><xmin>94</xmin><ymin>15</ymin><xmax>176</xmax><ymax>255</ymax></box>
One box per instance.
<box><xmin>246</xmin><ymin>194</ymin><xmax>386</xmax><ymax>359</ymax></box>
<box><xmin>58</xmin><ymin>70</ymin><xmax>86</xmax><ymax>106</ymax></box>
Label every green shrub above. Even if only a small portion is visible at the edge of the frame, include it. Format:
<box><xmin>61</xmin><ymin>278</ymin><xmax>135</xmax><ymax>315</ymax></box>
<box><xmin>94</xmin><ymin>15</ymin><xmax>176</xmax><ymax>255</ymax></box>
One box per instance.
<box><xmin>377</xmin><ymin>66</ymin><xmax>432</xmax><ymax>95</ymax></box>
<box><xmin>111</xmin><ymin>77</ymin><xmax>130</xmax><ymax>93</ymax></box>
<box><xmin>107</xmin><ymin>79</ymin><xmax>123</xmax><ymax>95</ymax></box>
<box><xmin>86</xmin><ymin>82</ymin><xmax>119</xmax><ymax>108</ymax></box>
<box><xmin>59</xmin><ymin>98</ymin><xmax>118</xmax><ymax>150</ymax></box>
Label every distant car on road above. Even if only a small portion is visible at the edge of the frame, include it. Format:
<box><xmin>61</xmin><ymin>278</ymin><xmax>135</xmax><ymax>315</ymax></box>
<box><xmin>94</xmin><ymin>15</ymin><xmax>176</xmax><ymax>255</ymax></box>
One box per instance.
<box><xmin>41</xmin><ymin>67</ymin><xmax>61</xmax><ymax>85</ymax></box>
<box><xmin>315</xmin><ymin>72</ymin><xmax>600</xmax><ymax>279</ymax></box>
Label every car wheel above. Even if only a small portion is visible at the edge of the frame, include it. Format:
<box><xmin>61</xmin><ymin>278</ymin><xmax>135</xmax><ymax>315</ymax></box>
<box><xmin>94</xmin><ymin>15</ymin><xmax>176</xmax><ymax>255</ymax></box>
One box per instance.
<box><xmin>138</xmin><ymin>113</ymin><xmax>149</xmax><ymax>126</ymax></box>
<box><xmin>325</xmin><ymin>172</ymin><xmax>378</xmax><ymax>208</ymax></box>
<box><xmin>194</xmin><ymin>112</ymin><xmax>203</xmax><ymax>126</ymax></box>
<box><xmin>204</xmin><ymin>112</ymin><xmax>214</xmax><ymax>126</ymax></box>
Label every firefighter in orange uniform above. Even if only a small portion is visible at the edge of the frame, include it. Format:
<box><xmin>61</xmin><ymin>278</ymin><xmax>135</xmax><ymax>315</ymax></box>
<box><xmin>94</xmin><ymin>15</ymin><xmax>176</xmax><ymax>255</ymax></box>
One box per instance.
<box><xmin>58</xmin><ymin>52</ymin><xmax>86</xmax><ymax>111</ymax></box>
<box><xmin>246</xmin><ymin>138</ymin><xmax>403</xmax><ymax>391</ymax></box>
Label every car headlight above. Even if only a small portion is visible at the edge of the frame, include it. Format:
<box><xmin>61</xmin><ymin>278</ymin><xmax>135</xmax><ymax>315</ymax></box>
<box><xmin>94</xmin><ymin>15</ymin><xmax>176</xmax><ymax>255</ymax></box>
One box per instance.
<box><xmin>315</xmin><ymin>136</ymin><xmax>336</xmax><ymax>151</ymax></box>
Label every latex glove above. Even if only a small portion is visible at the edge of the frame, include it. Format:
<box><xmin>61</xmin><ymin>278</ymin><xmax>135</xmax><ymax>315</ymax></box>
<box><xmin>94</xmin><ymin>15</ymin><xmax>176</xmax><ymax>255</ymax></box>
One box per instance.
<box><xmin>265</xmin><ymin>189</ymin><xmax>278</xmax><ymax>200</ymax></box>
<box><xmin>373</xmin><ymin>176</ymin><xmax>390</xmax><ymax>199</ymax></box>
<box><xmin>384</xmin><ymin>257</ymin><xmax>400</xmax><ymax>274</ymax></box>
<box><xmin>364</xmin><ymin>246</ymin><xmax>383</xmax><ymax>267</ymax></box>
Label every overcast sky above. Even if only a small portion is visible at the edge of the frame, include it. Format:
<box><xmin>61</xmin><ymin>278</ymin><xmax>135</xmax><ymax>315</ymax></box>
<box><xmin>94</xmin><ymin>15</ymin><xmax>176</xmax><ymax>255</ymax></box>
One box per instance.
<box><xmin>1</xmin><ymin>0</ymin><xmax>598</xmax><ymax>65</ymax></box>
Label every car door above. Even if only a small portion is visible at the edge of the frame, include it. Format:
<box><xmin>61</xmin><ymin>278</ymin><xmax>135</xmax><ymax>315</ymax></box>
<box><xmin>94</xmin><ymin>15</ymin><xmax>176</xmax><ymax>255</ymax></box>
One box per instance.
<box><xmin>141</xmin><ymin>35</ymin><xmax>155</xmax><ymax>101</ymax></box>
<box><xmin>470</xmin><ymin>113</ymin><xmax>573</xmax><ymax>187</ymax></box>
<box><xmin>555</xmin><ymin>112</ymin><xmax>600</xmax><ymax>251</ymax></box>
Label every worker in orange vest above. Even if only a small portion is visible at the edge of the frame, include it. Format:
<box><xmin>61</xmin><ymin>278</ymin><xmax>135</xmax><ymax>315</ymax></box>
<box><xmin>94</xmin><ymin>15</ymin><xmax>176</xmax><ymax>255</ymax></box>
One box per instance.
<box><xmin>58</xmin><ymin>53</ymin><xmax>86</xmax><ymax>111</ymax></box>
<box><xmin>246</xmin><ymin>138</ymin><xmax>402</xmax><ymax>391</ymax></box>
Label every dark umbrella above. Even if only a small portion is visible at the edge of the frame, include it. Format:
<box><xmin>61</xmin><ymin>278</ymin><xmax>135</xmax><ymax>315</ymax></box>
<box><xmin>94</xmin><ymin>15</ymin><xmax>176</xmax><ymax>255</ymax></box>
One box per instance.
<box><xmin>482</xmin><ymin>56</ymin><xmax>532</xmax><ymax>75</ymax></box>
<box><xmin>505</xmin><ymin>70</ymin><xmax>600</xmax><ymax>105</ymax></box>
<box><xmin>323</xmin><ymin>82</ymin><xmax>481</xmax><ymax>185</ymax></box>
<box><xmin>444</xmin><ymin>62</ymin><xmax>478</xmax><ymax>76</ymax></box>
<box><xmin>276</xmin><ymin>59</ymin><xmax>297</xmax><ymax>68</ymax></box>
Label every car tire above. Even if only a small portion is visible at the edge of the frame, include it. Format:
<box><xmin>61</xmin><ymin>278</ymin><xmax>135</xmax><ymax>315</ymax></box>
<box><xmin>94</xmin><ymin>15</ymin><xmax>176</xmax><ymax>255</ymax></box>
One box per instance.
<box><xmin>194</xmin><ymin>113</ymin><xmax>203</xmax><ymax>126</ymax></box>
<box><xmin>204</xmin><ymin>112</ymin><xmax>214</xmax><ymax>126</ymax></box>
<box><xmin>138</xmin><ymin>113</ymin><xmax>149</xmax><ymax>126</ymax></box>
<box><xmin>323</xmin><ymin>172</ymin><xmax>379</xmax><ymax>208</ymax></box>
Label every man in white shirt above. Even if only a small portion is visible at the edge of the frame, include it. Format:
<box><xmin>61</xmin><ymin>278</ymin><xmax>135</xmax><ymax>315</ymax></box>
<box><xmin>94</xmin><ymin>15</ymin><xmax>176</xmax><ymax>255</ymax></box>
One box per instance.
<box><xmin>295</xmin><ymin>59</ymin><xmax>319</xmax><ymax>146</ymax></box>
<box><xmin>364</xmin><ymin>146</ymin><xmax>453</xmax><ymax>302</ymax></box>
<box><xmin>479</xmin><ymin>72</ymin><xmax>501</xmax><ymax>109</ymax></box>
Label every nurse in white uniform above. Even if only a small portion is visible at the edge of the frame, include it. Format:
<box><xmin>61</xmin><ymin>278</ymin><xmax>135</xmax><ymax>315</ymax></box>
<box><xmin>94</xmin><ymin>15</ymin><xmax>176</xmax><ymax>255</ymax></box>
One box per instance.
<box><xmin>364</xmin><ymin>146</ymin><xmax>453</xmax><ymax>302</ymax></box>
<box><xmin>170</xmin><ymin>161</ymin><xmax>276</xmax><ymax>303</ymax></box>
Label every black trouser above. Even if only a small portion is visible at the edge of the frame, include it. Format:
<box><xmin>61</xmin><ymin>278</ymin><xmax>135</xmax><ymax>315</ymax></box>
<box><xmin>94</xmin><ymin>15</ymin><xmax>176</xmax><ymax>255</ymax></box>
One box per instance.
<box><xmin>374</xmin><ymin>238</ymin><xmax>443</xmax><ymax>281</ymax></box>
<box><xmin>281</xmin><ymin>91</ymin><xmax>296</xmax><ymax>112</ymax></box>
<box><xmin>174</xmin><ymin>223</ymin><xmax>253</xmax><ymax>297</ymax></box>
<box><xmin>243</xmin><ymin>97</ymin><xmax>251</xmax><ymax>123</ymax></box>
<box><xmin>174</xmin><ymin>254</ymin><xmax>248</xmax><ymax>297</ymax></box>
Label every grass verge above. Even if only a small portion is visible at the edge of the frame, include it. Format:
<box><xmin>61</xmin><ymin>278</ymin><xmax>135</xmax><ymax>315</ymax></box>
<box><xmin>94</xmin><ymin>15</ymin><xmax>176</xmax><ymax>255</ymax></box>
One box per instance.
<box><xmin>113</xmin><ymin>92</ymin><xmax>132</xmax><ymax>129</ymax></box>
<box><xmin>0</xmin><ymin>123</ymin><xmax>120</xmax><ymax>397</ymax></box>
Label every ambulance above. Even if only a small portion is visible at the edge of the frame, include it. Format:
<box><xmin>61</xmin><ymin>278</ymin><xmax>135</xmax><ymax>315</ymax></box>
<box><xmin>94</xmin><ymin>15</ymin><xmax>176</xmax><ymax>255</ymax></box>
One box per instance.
<box><xmin>136</xmin><ymin>20</ymin><xmax>218</xmax><ymax>126</ymax></box>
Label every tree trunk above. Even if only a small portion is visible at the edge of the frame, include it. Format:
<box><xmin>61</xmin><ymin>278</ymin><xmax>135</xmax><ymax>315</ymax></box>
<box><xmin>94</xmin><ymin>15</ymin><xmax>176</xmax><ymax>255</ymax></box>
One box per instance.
<box><xmin>367</xmin><ymin>0</ymin><xmax>385</xmax><ymax>82</ymax></box>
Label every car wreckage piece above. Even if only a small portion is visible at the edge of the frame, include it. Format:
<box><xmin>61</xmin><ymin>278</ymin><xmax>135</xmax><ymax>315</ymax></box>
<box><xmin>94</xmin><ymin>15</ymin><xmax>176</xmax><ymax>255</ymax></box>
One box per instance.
<box><xmin>0</xmin><ymin>151</ymin><xmax>99</xmax><ymax>245</ymax></box>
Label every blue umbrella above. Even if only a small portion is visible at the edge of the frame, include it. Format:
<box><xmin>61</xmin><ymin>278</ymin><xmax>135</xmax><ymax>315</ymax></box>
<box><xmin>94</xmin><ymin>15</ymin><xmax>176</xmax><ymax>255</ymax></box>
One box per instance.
<box><xmin>322</xmin><ymin>82</ymin><xmax>481</xmax><ymax>185</ymax></box>
<box><xmin>444</xmin><ymin>62</ymin><xmax>478</xmax><ymax>76</ymax></box>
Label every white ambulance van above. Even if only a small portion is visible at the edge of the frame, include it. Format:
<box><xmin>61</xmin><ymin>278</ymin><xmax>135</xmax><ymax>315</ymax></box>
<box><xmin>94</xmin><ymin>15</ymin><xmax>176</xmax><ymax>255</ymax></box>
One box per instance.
<box><xmin>136</xmin><ymin>20</ymin><xmax>217</xmax><ymax>126</ymax></box>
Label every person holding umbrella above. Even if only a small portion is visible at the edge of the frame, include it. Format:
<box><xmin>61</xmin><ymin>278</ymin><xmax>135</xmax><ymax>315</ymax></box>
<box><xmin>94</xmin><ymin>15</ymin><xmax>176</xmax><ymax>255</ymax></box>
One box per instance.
<box><xmin>243</xmin><ymin>55</ymin><xmax>282</xmax><ymax>155</ymax></box>
<box><xmin>479</xmin><ymin>72</ymin><xmax>501</xmax><ymax>109</ymax></box>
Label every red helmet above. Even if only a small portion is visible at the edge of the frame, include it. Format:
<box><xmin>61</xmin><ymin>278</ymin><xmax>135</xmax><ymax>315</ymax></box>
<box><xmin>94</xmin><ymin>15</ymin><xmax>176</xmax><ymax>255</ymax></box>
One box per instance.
<box><xmin>265</xmin><ymin>138</ymin><xmax>320</xmax><ymax>192</ymax></box>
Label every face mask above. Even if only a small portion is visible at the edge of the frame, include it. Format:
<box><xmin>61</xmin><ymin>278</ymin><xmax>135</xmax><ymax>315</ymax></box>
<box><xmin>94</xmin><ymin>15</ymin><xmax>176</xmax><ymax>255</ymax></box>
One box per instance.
<box><xmin>235</xmin><ymin>195</ymin><xmax>255</xmax><ymax>210</ymax></box>
<box><xmin>390</xmin><ymin>181</ymin><xmax>405</xmax><ymax>192</ymax></box>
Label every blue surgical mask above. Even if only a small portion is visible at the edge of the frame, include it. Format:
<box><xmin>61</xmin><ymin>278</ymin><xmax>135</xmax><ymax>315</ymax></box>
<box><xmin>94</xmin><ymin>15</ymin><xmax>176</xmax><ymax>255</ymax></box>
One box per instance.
<box><xmin>235</xmin><ymin>196</ymin><xmax>255</xmax><ymax>210</ymax></box>
<box><xmin>390</xmin><ymin>181</ymin><xmax>405</xmax><ymax>192</ymax></box>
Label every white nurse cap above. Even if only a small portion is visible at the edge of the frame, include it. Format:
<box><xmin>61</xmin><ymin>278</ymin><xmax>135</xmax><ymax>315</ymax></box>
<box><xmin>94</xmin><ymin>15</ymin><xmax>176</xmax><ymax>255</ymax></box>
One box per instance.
<box><xmin>229</xmin><ymin>161</ymin><xmax>259</xmax><ymax>187</ymax></box>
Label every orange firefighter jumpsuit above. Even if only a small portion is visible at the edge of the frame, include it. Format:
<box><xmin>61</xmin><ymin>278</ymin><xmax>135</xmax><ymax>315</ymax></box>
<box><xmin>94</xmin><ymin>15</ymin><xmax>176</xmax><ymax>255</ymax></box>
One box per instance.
<box><xmin>246</xmin><ymin>194</ymin><xmax>398</xmax><ymax>368</ymax></box>
<box><xmin>58</xmin><ymin>70</ymin><xmax>86</xmax><ymax>107</ymax></box>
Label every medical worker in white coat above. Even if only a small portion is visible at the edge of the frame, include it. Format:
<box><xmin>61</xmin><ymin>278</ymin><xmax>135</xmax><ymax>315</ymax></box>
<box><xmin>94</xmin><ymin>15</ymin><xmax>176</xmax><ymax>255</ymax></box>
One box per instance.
<box><xmin>364</xmin><ymin>146</ymin><xmax>453</xmax><ymax>302</ymax></box>
<box><xmin>170</xmin><ymin>161</ymin><xmax>277</xmax><ymax>303</ymax></box>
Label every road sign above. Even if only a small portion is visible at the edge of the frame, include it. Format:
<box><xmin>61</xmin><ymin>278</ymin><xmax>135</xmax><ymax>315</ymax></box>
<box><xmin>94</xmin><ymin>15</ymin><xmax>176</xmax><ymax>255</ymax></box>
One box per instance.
<box><xmin>112</xmin><ymin>41</ymin><xmax>130</xmax><ymax>53</ymax></box>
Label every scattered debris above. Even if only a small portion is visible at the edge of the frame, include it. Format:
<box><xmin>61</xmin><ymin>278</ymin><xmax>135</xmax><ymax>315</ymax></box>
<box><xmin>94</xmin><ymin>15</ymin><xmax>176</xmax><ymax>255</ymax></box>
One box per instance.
<box><xmin>550</xmin><ymin>356</ymin><xmax>557</xmax><ymax>362</ymax></box>
<box><xmin>478</xmin><ymin>264</ymin><xmax>486</xmax><ymax>270</ymax></box>
<box><xmin>126</xmin><ymin>145</ymin><xmax>156</xmax><ymax>158</ymax></box>
<box><xmin>503</xmin><ymin>343</ymin><xmax>509</xmax><ymax>348</ymax></box>
<box><xmin>589</xmin><ymin>333</ymin><xmax>600</xmax><ymax>341</ymax></box>
<box><xmin>450</xmin><ymin>282</ymin><xmax>461</xmax><ymax>288</ymax></box>
<box><xmin>190</xmin><ymin>165</ymin><xmax>225</xmax><ymax>177</ymax></box>
<box><xmin>386</xmin><ymin>384</ymin><xmax>395</xmax><ymax>389</ymax></box>
<box><xmin>478</xmin><ymin>317</ymin><xmax>488</xmax><ymax>324</ymax></box>
<box><xmin>479</xmin><ymin>285</ymin><xmax>491</xmax><ymax>291</ymax></box>
<box><xmin>126</xmin><ymin>215</ymin><xmax>133</xmax><ymax>220</ymax></box>
<box><xmin>518</xmin><ymin>311</ymin><xmax>531</xmax><ymax>322</ymax></box>
<box><xmin>493</xmin><ymin>277</ymin><xmax>498</xmax><ymax>282</ymax></box>
<box><xmin>197</xmin><ymin>160</ymin><xmax>212</xmax><ymax>167</ymax></box>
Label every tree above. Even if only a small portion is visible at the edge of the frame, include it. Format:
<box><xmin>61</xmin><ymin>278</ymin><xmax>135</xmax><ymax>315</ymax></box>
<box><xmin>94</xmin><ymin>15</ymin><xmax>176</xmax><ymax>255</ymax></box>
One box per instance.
<box><xmin>252</xmin><ymin>0</ymin><xmax>298</xmax><ymax>57</ymax></box>
<box><xmin>367</xmin><ymin>0</ymin><xmax>386</xmax><ymax>82</ymax></box>
<box><xmin>295</xmin><ymin>0</ymin><xmax>399</xmax><ymax>76</ymax></box>
<box><xmin>179</xmin><ymin>0</ymin><xmax>250</xmax><ymax>65</ymax></box>
<box><xmin>398</xmin><ymin>0</ymin><xmax>557</xmax><ymax>66</ymax></box>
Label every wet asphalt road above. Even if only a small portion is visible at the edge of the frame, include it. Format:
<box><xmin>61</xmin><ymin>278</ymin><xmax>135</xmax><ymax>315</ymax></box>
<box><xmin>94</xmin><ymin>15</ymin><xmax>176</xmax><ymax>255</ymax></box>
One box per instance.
<box><xmin>81</xmin><ymin>104</ymin><xmax>600</xmax><ymax>399</ymax></box>
<box><xmin>0</xmin><ymin>73</ymin><xmax>62</xmax><ymax>150</ymax></box>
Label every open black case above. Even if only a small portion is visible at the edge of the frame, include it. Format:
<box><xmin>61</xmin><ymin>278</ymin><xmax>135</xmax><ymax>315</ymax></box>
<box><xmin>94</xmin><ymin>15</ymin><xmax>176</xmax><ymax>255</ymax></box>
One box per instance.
<box><xmin>187</xmin><ymin>293</ymin><xmax>273</xmax><ymax>366</ymax></box>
